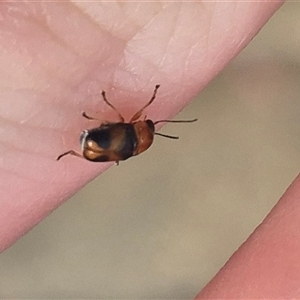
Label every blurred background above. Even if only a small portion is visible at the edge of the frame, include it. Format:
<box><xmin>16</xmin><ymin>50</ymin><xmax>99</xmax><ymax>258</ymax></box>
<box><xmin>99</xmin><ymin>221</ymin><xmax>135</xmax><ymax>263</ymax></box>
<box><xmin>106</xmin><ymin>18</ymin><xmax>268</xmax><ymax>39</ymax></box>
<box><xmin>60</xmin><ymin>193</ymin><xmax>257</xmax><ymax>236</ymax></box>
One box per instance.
<box><xmin>1</xmin><ymin>3</ymin><xmax>300</xmax><ymax>299</ymax></box>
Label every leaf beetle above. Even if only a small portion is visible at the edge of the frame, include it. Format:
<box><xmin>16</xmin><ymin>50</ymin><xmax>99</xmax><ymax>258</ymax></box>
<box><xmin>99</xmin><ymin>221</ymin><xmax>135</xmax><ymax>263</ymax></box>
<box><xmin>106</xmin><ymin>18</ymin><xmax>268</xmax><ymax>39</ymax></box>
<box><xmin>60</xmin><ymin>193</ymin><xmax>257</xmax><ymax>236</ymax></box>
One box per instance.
<box><xmin>57</xmin><ymin>85</ymin><xmax>197</xmax><ymax>164</ymax></box>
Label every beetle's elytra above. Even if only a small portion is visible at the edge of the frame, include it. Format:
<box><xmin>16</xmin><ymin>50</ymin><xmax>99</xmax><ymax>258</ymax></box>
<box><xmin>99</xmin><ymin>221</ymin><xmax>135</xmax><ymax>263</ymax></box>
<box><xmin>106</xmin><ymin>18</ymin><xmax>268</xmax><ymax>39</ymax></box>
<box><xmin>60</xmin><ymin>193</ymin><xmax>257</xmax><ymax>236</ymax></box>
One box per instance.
<box><xmin>57</xmin><ymin>85</ymin><xmax>197</xmax><ymax>164</ymax></box>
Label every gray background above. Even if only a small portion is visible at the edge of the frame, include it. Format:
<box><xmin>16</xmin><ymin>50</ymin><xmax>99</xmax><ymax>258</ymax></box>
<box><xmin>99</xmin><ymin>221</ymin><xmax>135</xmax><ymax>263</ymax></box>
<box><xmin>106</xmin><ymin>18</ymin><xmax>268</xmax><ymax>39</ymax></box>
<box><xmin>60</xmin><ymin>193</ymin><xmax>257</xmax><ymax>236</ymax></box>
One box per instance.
<box><xmin>1</xmin><ymin>3</ymin><xmax>300</xmax><ymax>299</ymax></box>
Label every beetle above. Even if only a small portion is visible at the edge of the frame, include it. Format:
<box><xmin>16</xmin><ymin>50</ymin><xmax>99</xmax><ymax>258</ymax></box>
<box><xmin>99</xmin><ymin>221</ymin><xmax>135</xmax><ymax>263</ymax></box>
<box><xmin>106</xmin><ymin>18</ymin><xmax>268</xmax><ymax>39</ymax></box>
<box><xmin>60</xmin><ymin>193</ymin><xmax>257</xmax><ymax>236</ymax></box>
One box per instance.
<box><xmin>56</xmin><ymin>85</ymin><xmax>197</xmax><ymax>163</ymax></box>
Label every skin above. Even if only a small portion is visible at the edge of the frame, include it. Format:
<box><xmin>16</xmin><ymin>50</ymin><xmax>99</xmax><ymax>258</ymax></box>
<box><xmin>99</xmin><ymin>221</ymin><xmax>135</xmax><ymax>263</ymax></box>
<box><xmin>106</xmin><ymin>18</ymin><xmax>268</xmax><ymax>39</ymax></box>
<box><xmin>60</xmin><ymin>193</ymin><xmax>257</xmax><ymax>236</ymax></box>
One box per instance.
<box><xmin>1</xmin><ymin>1</ymin><xmax>295</xmax><ymax>298</ymax></box>
<box><xmin>196</xmin><ymin>176</ymin><xmax>300</xmax><ymax>298</ymax></box>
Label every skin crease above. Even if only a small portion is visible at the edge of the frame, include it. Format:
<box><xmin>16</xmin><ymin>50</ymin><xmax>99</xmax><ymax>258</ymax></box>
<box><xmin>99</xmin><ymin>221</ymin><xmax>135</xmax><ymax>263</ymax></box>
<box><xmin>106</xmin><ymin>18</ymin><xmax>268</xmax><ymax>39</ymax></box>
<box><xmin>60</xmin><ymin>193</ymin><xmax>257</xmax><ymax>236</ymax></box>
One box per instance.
<box><xmin>1</xmin><ymin>1</ymin><xmax>296</xmax><ymax>298</ymax></box>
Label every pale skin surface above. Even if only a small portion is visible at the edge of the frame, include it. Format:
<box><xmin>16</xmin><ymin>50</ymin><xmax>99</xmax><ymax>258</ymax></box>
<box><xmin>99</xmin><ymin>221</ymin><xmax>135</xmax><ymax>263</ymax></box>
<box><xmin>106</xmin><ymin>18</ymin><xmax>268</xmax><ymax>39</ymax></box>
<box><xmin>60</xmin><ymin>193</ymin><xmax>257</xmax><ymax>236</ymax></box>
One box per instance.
<box><xmin>1</xmin><ymin>1</ymin><xmax>296</xmax><ymax>298</ymax></box>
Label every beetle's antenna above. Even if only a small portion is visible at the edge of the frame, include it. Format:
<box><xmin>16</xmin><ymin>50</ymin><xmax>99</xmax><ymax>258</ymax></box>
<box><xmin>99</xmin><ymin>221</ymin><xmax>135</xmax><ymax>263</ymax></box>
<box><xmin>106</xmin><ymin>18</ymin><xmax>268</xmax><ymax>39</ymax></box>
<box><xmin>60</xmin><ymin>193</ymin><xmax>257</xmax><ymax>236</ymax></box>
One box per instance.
<box><xmin>154</xmin><ymin>132</ymin><xmax>179</xmax><ymax>139</ymax></box>
<box><xmin>154</xmin><ymin>118</ymin><xmax>197</xmax><ymax>139</ymax></box>
<box><xmin>154</xmin><ymin>118</ymin><xmax>198</xmax><ymax>125</ymax></box>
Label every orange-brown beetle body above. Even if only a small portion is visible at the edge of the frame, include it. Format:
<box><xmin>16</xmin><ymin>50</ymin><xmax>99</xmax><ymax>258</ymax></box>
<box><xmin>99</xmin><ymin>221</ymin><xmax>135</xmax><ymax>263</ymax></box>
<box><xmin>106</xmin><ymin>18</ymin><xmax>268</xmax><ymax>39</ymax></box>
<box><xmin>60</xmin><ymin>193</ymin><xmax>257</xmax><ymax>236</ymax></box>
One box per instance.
<box><xmin>80</xmin><ymin>120</ymin><xmax>154</xmax><ymax>162</ymax></box>
<box><xmin>57</xmin><ymin>85</ymin><xmax>197</xmax><ymax>163</ymax></box>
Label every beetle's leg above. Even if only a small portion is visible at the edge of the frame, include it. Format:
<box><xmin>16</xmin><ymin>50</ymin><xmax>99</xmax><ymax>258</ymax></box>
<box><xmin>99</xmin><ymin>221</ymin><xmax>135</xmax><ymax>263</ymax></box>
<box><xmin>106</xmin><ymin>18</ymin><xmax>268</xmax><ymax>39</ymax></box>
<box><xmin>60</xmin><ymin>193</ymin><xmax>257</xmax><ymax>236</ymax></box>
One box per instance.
<box><xmin>115</xmin><ymin>161</ymin><xmax>119</xmax><ymax>166</ymax></box>
<box><xmin>101</xmin><ymin>90</ymin><xmax>125</xmax><ymax>123</ymax></box>
<box><xmin>130</xmin><ymin>84</ymin><xmax>160</xmax><ymax>123</ymax></box>
<box><xmin>82</xmin><ymin>112</ymin><xmax>99</xmax><ymax>121</ymax></box>
<box><xmin>56</xmin><ymin>150</ymin><xmax>83</xmax><ymax>161</ymax></box>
